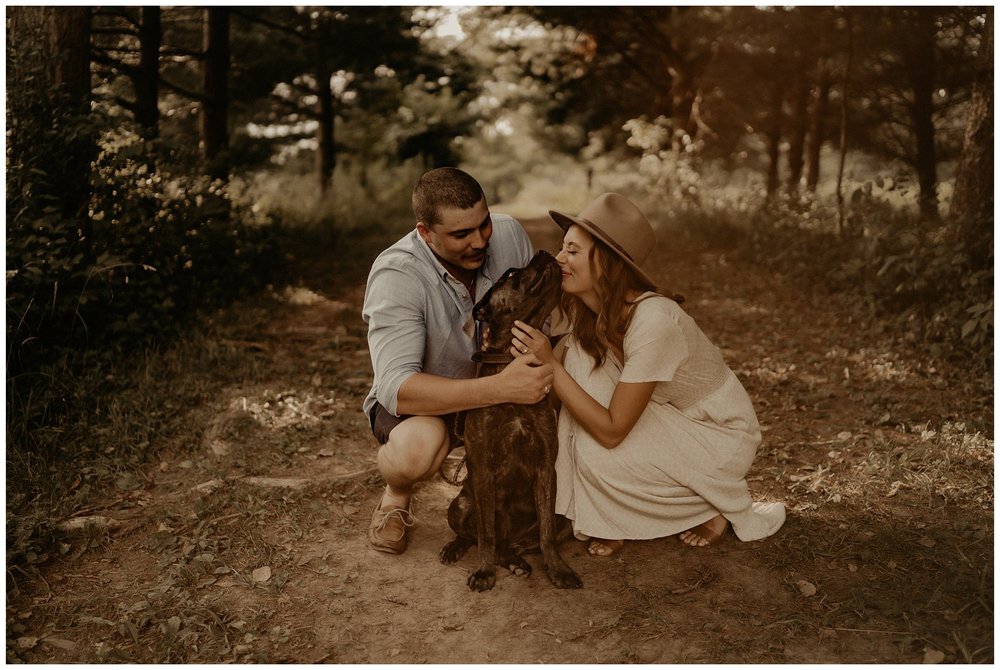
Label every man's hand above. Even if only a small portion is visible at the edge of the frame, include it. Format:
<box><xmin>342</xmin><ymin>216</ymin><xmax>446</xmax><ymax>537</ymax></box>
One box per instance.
<box><xmin>496</xmin><ymin>354</ymin><xmax>553</xmax><ymax>405</ymax></box>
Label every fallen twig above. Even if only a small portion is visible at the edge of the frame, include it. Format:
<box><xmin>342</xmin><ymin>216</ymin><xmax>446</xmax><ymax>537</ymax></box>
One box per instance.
<box><xmin>220</xmin><ymin>339</ymin><xmax>270</xmax><ymax>352</ymax></box>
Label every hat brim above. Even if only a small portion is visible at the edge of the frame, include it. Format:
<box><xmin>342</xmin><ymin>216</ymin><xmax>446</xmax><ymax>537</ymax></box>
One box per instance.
<box><xmin>549</xmin><ymin>209</ymin><xmax>658</xmax><ymax>289</ymax></box>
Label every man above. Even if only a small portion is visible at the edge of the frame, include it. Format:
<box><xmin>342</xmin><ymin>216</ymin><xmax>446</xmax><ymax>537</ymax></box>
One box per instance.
<box><xmin>362</xmin><ymin>167</ymin><xmax>554</xmax><ymax>554</ymax></box>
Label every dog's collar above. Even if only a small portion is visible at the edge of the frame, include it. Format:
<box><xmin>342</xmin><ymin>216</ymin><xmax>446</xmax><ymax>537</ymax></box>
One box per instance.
<box><xmin>472</xmin><ymin>351</ymin><xmax>515</xmax><ymax>364</ymax></box>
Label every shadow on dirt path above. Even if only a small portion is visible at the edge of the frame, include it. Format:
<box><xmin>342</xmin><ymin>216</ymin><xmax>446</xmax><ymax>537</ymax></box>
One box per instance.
<box><xmin>7</xmin><ymin>215</ymin><xmax>992</xmax><ymax>663</ymax></box>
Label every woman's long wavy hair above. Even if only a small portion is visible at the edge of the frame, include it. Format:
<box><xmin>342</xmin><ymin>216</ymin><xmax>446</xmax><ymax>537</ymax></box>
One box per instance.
<box><xmin>560</xmin><ymin>234</ymin><xmax>683</xmax><ymax>369</ymax></box>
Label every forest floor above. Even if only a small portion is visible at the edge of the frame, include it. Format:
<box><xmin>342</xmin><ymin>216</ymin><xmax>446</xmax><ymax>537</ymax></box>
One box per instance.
<box><xmin>6</xmin><ymin>215</ymin><xmax>994</xmax><ymax>664</ymax></box>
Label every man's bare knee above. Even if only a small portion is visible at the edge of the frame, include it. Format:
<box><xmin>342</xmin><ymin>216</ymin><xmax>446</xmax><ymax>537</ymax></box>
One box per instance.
<box><xmin>377</xmin><ymin>416</ymin><xmax>450</xmax><ymax>487</ymax></box>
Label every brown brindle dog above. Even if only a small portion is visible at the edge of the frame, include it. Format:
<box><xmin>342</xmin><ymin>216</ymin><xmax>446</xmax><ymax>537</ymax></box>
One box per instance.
<box><xmin>439</xmin><ymin>250</ymin><xmax>583</xmax><ymax>592</ymax></box>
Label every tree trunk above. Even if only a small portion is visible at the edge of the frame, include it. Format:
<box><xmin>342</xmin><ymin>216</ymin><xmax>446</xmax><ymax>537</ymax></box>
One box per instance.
<box><xmin>46</xmin><ymin>7</ymin><xmax>93</xmax><ymax>245</ymax></box>
<box><xmin>135</xmin><ymin>6</ymin><xmax>161</xmax><ymax>142</ymax></box>
<box><xmin>764</xmin><ymin>80</ymin><xmax>783</xmax><ymax>201</ymax></box>
<box><xmin>200</xmin><ymin>7</ymin><xmax>230</xmax><ymax>180</ymax></box>
<box><xmin>786</xmin><ymin>68</ymin><xmax>810</xmax><ymax>193</ymax></box>
<box><xmin>317</xmin><ymin>68</ymin><xmax>336</xmax><ymax>195</ymax></box>
<box><xmin>48</xmin><ymin>7</ymin><xmax>91</xmax><ymax>107</ymax></box>
<box><xmin>950</xmin><ymin>12</ymin><xmax>993</xmax><ymax>269</ymax></box>
<box><xmin>805</xmin><ymin>64</ymin><xmax>831</xmax><ymax>191</ymax></box>
<box><xmin>669</xmin><ymin>65</ymin><xmax>697</xmax><ymax>151</ymax></box>
<box><xmin>903</xmin><ymin>8</ymin><xmax>939</xmax><ymax>220</ymax></box>
<box><xmin>836</xmin><ymin>9</ymin><xmax>853</xmax><ymax>238</ymax></box>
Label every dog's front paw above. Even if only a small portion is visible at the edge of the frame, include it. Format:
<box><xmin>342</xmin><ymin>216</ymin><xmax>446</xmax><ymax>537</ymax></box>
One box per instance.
<box><xmin>547</xmin><ymin>565</ymin><xmax>583</xmax><ymax>589</ymax></box>
<box><xmin>467</xmin><ymin>567</ymin><xmax>497</xmax><ymax>592</ymax></box>
<box><xmin>440</xmin><ymin>538</ymin><xmax>472</xmax><ymax>564</ymax></box>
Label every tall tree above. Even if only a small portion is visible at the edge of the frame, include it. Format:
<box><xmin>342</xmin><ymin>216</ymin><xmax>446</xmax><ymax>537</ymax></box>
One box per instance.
<box><xmin>805</xmin><ymin>62</ymin><xmax>832</xmax><ymax>191</ymax></box>
<box><xmin>900</xmin><ymin>8</ymin><xmax>939</xmax><ymax>218</ymax></box>
<box><xmin>848</xmin><ymin>7</ymin><xmax>979</xmax><ymax>219</ymax></box>
<box><xmin>232</xmin><ymin>7</ymin><xmax>424</xmax><ymax>192</ymax></box>
<box><xmin>91</xmin><ymin>7</ymin><xmax>162</xmax><ymax>143</ymax></box>
<box><xmin>8</xmin><ymin>7</ymin><xmax>94</xmax><ymax>225</ymax></box>
<box><xmin>201</xmin><ymin>7</ymin><xmax>230</xmax><ymax>179</ymax></box>
<box><xmin>950</xmin><ymin>11</ymin><xmax>993</xmax><ymax>269</ymax></box>
<box><xmin>764</xmin><ymin>77</ymin><xmax>783</xmax><ymax>200</ymax></box>
<box><xmin>786</xmin><ymin>68</ymin><xmax>810</xmax><ymax>192</ymax></box>
<box><xmin>136</xmin><ymin>7</ymin><xmax>162</xmax><ymax>141</ymax></box>
<box><xmin>49</xmin><ymin>7</ymin><xmax>92</xmax><ymax>105</ymax></box>
<box><xmin>527</xmin><ymin>7</ymin><xmax>724</xmax><ymax>154</ymax></box>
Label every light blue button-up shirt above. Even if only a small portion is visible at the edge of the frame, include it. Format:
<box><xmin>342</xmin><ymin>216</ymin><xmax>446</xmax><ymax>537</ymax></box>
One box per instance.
<box><xmin>362</xmin><ymin>214</ymin><xmax>534</xmax><ymax>417</ymax></box>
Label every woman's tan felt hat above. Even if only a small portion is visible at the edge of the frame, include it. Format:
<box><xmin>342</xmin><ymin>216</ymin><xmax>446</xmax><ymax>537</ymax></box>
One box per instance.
<box><xmin>549</xmin><ymin>192</ymin><xmax>658</xmax><ymax>287</ymax></box>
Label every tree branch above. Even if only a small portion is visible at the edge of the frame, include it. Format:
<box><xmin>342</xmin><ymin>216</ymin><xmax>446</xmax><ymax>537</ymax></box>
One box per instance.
<box><xmin>92</xmin><ymin>7</ymin><xmax>140</xmax><ymax>29</ymax></box>
<box><xmin>90</xmin><ymin>48</ymin><xmax>139</xmax><ymax>76</ymax></box>
<box><xmin>159</xmin><ymin>77</ymin><xmax>203</xmax><ymax>101</ymax></box>
<box><xmin>231</xmin><ymin>8</ymin><xmax>304</xmax><ymax>38</ymax></box>
<box><xmin>90</xmin><ymin>26</ymin><xmax>139</xmax><ymax>37</ymax></box>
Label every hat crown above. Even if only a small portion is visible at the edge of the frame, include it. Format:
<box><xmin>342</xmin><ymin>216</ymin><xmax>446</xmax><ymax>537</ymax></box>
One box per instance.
<box><xmin>576</xmin><ymin>193</ymin><xmax>655</xmax><ymax>266</ymax></box>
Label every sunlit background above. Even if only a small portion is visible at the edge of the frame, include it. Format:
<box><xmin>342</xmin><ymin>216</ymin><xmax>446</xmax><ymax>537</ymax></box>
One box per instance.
<box><xmin>6</xmin><ymin>5</ymin><xmax>992</xmax><ymax>376</ymax></box>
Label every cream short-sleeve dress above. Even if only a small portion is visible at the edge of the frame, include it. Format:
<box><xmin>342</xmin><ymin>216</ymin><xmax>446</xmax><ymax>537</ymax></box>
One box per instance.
<box><xmin>554</xmin><ymin>293</ymin><xmax>785</xmax><ymax>542</ymax></box>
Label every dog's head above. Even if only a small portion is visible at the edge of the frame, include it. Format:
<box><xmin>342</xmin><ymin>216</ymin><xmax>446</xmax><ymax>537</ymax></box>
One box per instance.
<box><xmin>474</xmin><ymin>250</ymin><xmax>561</xmax><ymax>354</ymax></box>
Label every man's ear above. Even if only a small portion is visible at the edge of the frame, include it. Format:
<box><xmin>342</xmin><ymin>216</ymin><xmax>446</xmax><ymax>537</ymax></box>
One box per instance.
<box><xmin>416</xmin><ymin>222</ymin><xmax>432</xmax><ymax>244</ymax></box>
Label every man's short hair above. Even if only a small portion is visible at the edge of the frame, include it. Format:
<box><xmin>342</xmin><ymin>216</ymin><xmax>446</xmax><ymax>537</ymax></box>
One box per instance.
<box><xmin>412</xmin><ymin>167</ymin><xmax>485</xmax><ymax>227</ymax></box>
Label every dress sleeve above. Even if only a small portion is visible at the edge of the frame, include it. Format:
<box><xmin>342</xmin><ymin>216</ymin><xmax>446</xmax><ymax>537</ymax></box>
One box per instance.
<box><xmin>619</xmin><ymin>300</ymin><xmax>688</xmax><ymax>384</ymax></box>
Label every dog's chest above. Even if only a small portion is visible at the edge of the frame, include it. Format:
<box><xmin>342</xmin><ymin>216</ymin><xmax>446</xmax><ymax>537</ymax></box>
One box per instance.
<box><xmin>465</xmin><ymin>404</ymin><xmax>554</xmax><ymax>471</ymax></box>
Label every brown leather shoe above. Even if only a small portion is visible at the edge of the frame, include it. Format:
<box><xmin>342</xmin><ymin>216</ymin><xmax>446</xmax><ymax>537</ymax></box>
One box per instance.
<box><xmin>368</xmin><ymin>502</ymin><xmax>415</xmax><ymax>554</ymax></box>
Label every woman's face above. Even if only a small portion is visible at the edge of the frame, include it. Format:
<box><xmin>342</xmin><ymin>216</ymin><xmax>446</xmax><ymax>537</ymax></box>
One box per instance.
<box><xmin>556</xmin><ymin>224</ymin><xmax>598</xmax><ymax>299</ymax></box>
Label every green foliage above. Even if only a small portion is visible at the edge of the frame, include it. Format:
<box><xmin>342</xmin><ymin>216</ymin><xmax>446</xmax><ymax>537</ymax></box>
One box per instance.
<box><xmin>579</xmin><ymin>120</ymin><xmax>992</xmax><ymax>366</ymax></box>
<box><xmin>744</xmin><ymin>191</ymin><xmax>993</xmax><ymax>365</ymax></box>
<box><xmin>7</xmin><ymin>121</ymin><xmax>283</xmax><ymax>486</ymax></box>
<box><xmin>8</xmin><ymin>128</ymin><xmax>282</xmax><ymax>371</ymax></box>
<box><xmin>232</xmin><ymin>157</ymin><xmax>419</xmax><ymax>235</ymax></box>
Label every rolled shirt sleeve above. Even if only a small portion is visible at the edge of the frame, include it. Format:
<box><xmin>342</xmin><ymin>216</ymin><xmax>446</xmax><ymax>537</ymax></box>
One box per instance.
<box><xmin>363</xmin><ymin>265</ymin><xmax>427</xmax><ymax>416</ymax></box>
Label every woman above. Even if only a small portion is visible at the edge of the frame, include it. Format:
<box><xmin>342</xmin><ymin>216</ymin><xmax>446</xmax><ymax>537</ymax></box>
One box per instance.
<box><xmin>510</xmin><ymin>193</ymin><xmax>784</xmax><ymax>556</ymax></box>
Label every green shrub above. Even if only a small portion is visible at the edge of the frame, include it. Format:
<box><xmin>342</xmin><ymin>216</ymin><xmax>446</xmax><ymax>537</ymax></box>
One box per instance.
<box><xmin>7</xmin><ymin>120</ymin><xmax>284</xmax><ymax>470</ymax></box>
<box><xmin>231</xmin><ymin>156</ymin><xmax>419</xmax><ymax>235</ymax></box>
<box><xmin>745</xmin><ymin>191</ymin><xmax>993</xmax><ymax>364</ymax></box>
<box><xmin>598</xmin><ymin>121</ymin><xmax>992</xmax><ymax>365</ymax></box>
<box><xmin>7</xmin><ymin>127</ymin><xmax>282</xmax><ymax>370</ymax></box>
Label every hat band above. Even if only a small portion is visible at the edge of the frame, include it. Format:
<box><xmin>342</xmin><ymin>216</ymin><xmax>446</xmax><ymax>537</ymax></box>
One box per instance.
<box><xmin>577</xmin><ymin>216</ymin><xmax>636</xmax><ymax>263</ymax></box>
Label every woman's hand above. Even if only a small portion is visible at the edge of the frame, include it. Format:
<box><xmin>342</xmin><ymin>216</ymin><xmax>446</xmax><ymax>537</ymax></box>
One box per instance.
<box><xmin>511</xmin><ymin>320</ymin><xmax>555</xmax><ymax>366</ymax></box>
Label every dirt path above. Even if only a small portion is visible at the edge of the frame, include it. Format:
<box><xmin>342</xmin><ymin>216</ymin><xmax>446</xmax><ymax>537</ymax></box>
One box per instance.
<box><xmin>7</xmin><ymin>217</ymin><xmax>993</xmax><ymax>663</ymax></box>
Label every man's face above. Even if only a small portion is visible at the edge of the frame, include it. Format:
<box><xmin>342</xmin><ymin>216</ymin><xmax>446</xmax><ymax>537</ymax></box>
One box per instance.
<box><xmin>417</xmin><ymin>198</ymin><xmax>493</xmax><ymax>272</ymax></box>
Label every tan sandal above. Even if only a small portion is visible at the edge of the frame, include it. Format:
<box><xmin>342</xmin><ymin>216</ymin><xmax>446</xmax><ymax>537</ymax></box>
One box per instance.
<box><xmin>587</xmin><ymin>538</ymin><xmax>624</xmax><ymax>557</ymax></box>
<box><xmin>679</xmin><ymin>517</ymin><xmax>729</xmax><ymax>547</ymax></box>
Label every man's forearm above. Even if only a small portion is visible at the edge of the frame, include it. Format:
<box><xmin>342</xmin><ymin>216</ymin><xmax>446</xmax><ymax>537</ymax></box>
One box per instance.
<box><xmin>395</xmin><ymin>372</ymin><xmax>509</xmax><ymax>416</ymax></box>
